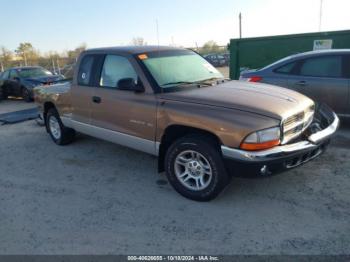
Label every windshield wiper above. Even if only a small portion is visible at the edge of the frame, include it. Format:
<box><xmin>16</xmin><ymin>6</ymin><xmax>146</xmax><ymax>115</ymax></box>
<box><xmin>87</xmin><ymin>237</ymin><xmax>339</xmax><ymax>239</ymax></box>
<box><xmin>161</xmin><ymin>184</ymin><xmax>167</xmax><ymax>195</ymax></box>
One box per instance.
<box><xmin>161</xmin><ymin>77</ymin><xmax>226</xmax><ymax>88</ymax></box>
<box><xmin>196</xmin><ymin>77</ymin><xmax>226</xmax><ymax>84</ymax></box>
<box><xmin>161</xmin><ymin>81</ymin><xmax>197</xmax><ymax>87</ymax></box>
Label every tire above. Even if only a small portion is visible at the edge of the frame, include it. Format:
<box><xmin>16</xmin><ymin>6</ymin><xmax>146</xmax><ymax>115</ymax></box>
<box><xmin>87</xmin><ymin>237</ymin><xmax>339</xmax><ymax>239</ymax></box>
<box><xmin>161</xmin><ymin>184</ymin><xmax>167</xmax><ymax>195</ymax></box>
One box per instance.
<box><xmin>165</xmin><ymin>135</ymin><xmax>230</xmax><ymax>201</ymax></box>
<box><xmin>0</xmin><ymin>87</ymin><xmax>6</xmax><ymax>101</ymax></box>
<box><xmin>22</xmin><ymin>87</ymin><xmax>32</xmax><ymax>102</ymax></box>
<box><xmin>46</xmin><ymin>108</ymin><xmax>75</xmax><ymax>145</ymax></box>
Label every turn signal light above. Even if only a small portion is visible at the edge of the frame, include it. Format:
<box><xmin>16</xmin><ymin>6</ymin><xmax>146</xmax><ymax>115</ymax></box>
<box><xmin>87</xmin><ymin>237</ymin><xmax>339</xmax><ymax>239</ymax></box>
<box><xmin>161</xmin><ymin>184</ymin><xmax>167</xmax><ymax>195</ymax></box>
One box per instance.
<box><xmin>240</xmin><ymin>139</ymin><xmax>280</xmax><ymax>151</ymax></box>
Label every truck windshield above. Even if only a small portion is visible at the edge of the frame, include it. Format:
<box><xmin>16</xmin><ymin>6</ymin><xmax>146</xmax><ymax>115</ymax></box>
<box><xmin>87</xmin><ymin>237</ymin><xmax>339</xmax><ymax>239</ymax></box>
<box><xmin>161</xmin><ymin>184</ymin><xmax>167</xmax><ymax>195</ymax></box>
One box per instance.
<box><xmin>140</xmin><ymin>50</ymin><xmax>223</xmax><ymax>91</ymax></box>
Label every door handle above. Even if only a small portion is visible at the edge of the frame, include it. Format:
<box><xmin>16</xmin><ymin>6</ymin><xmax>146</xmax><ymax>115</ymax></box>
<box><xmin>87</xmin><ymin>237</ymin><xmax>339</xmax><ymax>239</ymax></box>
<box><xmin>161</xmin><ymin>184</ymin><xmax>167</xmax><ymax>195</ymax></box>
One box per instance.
<box><xmin>92</xmin><ymin>96</ymin><xmax>101</xmax><ymax>104</ymax></box>
<box><xmin>295</xmin><ymin>81</ymin><xmax>307</xmax><ymax>86</ymax></box>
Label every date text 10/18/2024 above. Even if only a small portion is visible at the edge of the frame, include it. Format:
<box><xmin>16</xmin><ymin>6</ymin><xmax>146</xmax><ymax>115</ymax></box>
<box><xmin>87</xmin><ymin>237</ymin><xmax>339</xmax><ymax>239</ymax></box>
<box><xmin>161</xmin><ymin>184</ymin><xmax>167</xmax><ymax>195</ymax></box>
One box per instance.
<box><xmin>127</xmin><ymin>256</ymin><xmax>220</xmax><ymax>261</ymax></box>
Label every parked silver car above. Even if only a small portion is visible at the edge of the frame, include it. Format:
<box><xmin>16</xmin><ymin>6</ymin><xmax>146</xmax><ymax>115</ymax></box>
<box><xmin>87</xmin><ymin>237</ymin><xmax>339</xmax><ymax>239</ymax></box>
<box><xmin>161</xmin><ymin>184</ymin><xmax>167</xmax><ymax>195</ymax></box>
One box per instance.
<box><xmin>240</xmin><ymin>50</ymin><xmax>350</xmax><ymax>117</ymax></box>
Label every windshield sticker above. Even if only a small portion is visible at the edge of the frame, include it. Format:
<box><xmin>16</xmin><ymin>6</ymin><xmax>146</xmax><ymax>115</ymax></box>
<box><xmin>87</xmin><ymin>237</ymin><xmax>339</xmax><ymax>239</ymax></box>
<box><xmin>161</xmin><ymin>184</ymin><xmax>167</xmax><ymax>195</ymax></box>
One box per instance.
<box><xmin>138</xmin><ymin>54</ymin><xmax>148</xmax><ymax>60</ymax></box>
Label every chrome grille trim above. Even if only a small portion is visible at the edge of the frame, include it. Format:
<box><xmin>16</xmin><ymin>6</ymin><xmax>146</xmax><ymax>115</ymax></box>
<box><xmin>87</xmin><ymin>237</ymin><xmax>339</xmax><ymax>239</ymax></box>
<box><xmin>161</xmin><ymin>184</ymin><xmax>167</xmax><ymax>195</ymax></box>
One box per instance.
<box><xmin>281</xmin><ymin>105</ymin><xmax>315</xmax><ymax>144</ymax></box>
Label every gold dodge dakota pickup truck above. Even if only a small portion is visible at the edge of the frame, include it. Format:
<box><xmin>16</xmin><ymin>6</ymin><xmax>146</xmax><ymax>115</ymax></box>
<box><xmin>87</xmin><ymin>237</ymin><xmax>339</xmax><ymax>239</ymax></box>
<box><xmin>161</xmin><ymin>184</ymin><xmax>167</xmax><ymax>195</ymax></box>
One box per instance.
<box><xmin>34</xmin><ymin>46</ymin><xmax>339</xmax><ymax>201</ymax></box>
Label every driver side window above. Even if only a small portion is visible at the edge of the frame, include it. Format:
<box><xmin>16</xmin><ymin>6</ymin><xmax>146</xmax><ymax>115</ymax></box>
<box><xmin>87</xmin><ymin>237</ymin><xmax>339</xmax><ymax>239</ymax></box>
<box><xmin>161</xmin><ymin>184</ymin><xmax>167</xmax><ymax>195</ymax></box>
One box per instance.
<box><xmin>99</xmin><ymin>55</ymin><xmax>138</xmax><ymax>89</ymax></box>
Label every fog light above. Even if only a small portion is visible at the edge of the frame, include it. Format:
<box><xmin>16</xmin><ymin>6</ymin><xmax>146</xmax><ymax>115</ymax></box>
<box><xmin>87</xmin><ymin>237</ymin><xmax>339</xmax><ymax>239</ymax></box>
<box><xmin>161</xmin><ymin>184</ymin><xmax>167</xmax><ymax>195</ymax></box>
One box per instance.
<box><xmin>260</xmin><ymin>165</ymin><xmax>271</xmax><ymax>176</ymax></box>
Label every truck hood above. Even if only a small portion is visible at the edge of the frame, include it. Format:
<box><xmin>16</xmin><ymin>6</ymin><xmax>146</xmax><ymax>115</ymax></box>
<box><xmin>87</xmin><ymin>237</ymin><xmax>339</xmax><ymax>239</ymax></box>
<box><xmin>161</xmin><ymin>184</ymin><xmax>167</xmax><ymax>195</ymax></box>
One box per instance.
<box><xmin>159</xmin><ymin>80</ymin><xmax>314</xmax><ymax>120</ymax></box>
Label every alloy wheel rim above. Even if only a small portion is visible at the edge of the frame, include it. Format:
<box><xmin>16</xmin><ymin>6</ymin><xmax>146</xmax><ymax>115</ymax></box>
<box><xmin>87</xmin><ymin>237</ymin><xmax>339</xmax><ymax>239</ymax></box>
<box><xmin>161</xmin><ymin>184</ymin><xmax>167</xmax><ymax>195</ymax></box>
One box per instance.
<box><xmin>49</xmin><ymin>116</ymin><xmax>61</xmax><ymax>140</ymax></box>
<box><xmin>174</xmin><ymin>150</ymin><xmax>213</xmax><ymax>191</ymax></box>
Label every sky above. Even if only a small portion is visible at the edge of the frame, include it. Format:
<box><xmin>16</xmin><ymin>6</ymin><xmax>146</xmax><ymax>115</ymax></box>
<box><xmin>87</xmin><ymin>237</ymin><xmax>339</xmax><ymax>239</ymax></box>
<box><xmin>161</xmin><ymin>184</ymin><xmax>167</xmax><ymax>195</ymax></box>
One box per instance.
<box><xmin>0</xmin><ymin>0</ymin><xmax>349</xmax><ymax>54</ymax></box>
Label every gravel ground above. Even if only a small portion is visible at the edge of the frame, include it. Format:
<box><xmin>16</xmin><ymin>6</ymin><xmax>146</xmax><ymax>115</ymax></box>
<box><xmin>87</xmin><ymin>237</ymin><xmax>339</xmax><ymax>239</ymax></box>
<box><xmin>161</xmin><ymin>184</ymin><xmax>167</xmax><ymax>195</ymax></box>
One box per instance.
<box><xmin>217</xmin><ymin>66</ymin><xmax>229</xmax><ymax>78</ymax></box>
<box><xmin>0</xmin><ymin>98</ymin><xmax>35</xmax><ymax>114</ymax></box>
<box><xmin>0</xmin><ymin>101</ymin><xmax>349</xmax><ymax>255</ymax></box>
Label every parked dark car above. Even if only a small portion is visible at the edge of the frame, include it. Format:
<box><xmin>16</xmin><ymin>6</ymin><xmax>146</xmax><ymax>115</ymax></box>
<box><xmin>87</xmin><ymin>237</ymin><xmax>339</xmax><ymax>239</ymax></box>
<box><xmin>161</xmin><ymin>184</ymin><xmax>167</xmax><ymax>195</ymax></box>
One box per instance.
<box><xmin>0</xmin><ymin>66</ymin><xmax>65</xmax><ymax>102</ymax></box>
<box><xmin>0</xmin><ymin>72</ymin><xmax>3</xmax><ymax>101</ymax></box>
<box><xmin>240</xmin><ymin>49</ymin><xmax>350</xmax><ymax>117</ymax></box>
<box><xmin>204</xmin><ymin>54</ymin><xmax>227</xmax><ymax>67</ymax></box>
<box><xmin>222</xmin><ymin>53</ymin><xmax>230</xmax><ymax>64</ymax></box>
<box><xmin>60</xmin><ymin>64</ymin><xmax>75</xmax><ymax>79</ymax></box>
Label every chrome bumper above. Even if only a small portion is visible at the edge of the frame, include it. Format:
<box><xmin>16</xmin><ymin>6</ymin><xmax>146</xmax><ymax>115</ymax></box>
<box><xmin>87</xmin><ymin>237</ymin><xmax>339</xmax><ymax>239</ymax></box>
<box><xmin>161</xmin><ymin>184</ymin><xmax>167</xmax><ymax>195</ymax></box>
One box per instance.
<box><xmin>221</xmin><ymin>112</ymin><xmax>339</xmax><ymax>163</ymax></box>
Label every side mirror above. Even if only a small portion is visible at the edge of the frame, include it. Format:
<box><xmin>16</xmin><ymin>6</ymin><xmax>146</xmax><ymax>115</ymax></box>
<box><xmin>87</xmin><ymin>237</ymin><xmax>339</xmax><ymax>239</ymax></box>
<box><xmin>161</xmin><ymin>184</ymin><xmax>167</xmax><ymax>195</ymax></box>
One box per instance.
<box><xmin>118</xmin><ymin>78</ymin><xmax>144</xmax><ymax>93</ymax></box>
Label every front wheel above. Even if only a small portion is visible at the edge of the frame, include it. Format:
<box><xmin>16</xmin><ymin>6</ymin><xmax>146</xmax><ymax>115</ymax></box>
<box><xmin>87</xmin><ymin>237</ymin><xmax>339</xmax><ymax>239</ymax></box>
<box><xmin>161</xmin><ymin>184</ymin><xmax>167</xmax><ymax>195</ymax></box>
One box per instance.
<box><xmin>165</xmin><ymin>135</ymin><xmax>230</xmax><ymax>201</ymax></box>
<box><xmin>46</xmin><ymin>108</ymin><xmax>75</xmax><ymax>145</ymax></box>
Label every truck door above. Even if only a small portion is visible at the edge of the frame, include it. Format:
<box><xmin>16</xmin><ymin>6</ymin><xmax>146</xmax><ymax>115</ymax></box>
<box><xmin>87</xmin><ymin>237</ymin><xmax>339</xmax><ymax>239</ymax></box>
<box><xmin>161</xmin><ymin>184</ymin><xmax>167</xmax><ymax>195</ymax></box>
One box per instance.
<box><xmin>90</xmin><ymin>54</ymin><xmax>157</xmax><ymax>154</ymax></box>
<box><xmin>289</xmin><ymin>55</ymin><xmax>348</xmax><ymax>115</ymax></box>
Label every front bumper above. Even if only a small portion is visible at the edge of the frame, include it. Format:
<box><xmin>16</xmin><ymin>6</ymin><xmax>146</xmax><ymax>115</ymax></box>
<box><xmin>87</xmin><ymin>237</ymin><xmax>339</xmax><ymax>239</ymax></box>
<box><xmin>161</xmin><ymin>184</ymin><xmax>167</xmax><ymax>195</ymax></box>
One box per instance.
<box><xmin>221</xmin><ymin>107</ymin><xmax>339</xmax><ymax>176</ymax></box>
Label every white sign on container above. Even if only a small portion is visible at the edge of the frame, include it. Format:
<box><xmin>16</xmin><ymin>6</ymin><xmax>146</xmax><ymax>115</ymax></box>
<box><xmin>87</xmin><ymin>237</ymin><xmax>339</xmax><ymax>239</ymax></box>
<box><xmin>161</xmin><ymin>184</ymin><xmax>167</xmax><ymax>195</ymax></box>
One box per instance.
<box><xmin>313</xmin><ymin>39</ymin><xmax>333</xmax><ymax>50</ymax></box>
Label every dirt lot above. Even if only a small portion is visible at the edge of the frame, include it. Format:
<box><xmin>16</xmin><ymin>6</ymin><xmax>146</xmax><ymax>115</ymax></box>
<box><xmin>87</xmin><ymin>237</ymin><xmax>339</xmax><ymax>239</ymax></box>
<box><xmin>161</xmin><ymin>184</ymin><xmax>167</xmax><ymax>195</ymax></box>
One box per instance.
<box><xmin>0</xmin><ymin>100</ymin><xmax>349</xmax><ymax>255</ymax></box>
<box><xmin>0</xmin><ymin>98</ymin><xmax>36</xmax><ymax>114</ymax></box>
<box><xmin>217</xmin><ymin>66</ymin><xmax>229</xmax><ymax>78</ymax></box>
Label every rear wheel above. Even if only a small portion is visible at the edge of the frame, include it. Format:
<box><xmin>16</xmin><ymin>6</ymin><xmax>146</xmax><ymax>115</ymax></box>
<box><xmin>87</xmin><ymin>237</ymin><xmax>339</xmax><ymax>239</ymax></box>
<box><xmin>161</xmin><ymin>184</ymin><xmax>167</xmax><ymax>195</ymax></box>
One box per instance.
<box><xmin>0</xmin><ymin>87</ymin><xmax>7</xmax><ymax>101</ymax></box>
<box><xmin>22</xmin><ymin>87</ymin><xmax>32</xmax><ymax>102</ymax></box>
<box><xmin>165</xmin><ymin>135</ymin><xmax>230</xmax><ymax>201</ymax></box>
<box><xmin>46</xmin><ymin>108</ymin><xmax>75</xmax><ymax>145</ymax></box>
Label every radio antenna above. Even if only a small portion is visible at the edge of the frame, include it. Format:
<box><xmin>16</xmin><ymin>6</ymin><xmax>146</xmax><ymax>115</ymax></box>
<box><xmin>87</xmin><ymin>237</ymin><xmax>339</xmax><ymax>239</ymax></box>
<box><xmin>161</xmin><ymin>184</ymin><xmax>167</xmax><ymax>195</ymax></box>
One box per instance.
<box><xmin>156</xmin><ymin>19</ymin><xmax>160</xmax><ymax>47</ymax></box>
<box><xmin>156</xmin><ymin>19</ymin><xmax>163</xmax><ymax>93</ymax></box>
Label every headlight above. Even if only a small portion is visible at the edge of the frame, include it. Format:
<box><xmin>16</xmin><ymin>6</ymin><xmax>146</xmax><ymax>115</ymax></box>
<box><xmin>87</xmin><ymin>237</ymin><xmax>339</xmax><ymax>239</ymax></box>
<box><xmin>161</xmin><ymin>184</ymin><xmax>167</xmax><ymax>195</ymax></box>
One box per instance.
<box><xmin>240</xmin><ymin>127</ymin><xmax>281</xmax><ymax>151</ymax></box>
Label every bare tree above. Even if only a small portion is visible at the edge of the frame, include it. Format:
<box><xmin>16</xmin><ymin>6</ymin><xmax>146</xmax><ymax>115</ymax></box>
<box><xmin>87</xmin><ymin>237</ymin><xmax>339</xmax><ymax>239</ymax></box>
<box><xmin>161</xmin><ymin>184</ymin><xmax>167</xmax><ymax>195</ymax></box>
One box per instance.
<box><xmin>200</xmin><ymin>41</ymin><xmax>221</xmax><ymax>55</ymax></box>
<box><xmin>67</xmin><ymin>43</ymin><xmax>87</xmax><ymax>62</ymax></box>
<box><xmin>15</xmin><ymin>43</ymin><xmax>40</xmax><ymax>66</ymax></box>
<box><xmin>131</xmin><ymin>37</ymin><xmax>147</xmax><ymax>46</ymax></box>
<box><xmin>0</xmin><ymin>47</ymin><xmax>13</xmax><ymax>71</ymax></box>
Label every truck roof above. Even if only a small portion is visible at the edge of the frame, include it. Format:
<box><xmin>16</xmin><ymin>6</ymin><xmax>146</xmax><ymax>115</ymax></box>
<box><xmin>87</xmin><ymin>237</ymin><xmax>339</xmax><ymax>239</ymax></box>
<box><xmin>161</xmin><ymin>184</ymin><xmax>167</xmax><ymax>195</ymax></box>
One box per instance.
<box><xmin>86</xmin><ymin>45</ymin><xmax>187</xmax><ymax>54</ymax></box>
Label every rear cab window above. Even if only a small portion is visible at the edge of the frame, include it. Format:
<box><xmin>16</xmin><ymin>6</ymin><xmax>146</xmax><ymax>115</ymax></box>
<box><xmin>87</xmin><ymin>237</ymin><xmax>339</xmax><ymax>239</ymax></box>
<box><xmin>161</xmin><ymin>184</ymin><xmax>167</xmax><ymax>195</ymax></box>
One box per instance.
<box><xmin>77</xmin><ymin>55</ymin><xmax>95</xmax><ymax>86</ymax></box>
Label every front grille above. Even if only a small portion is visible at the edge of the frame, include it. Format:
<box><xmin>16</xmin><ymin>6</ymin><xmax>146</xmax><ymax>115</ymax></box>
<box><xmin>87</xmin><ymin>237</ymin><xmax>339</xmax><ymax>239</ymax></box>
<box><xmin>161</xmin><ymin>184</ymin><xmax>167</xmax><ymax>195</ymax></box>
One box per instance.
<box><xmin>284</xmin><ymin>112</ymin><xmax>305</xmax><ymax>131</ymax></box>
<box><xmin>285</xmin><ymin>147</ymin><xmax>323</xmax><ymax>169</ymax></box>
<box><xmin>282</xmin><ymin>105</ymin><xmax>315</xmax><ymax>144</ymax></box>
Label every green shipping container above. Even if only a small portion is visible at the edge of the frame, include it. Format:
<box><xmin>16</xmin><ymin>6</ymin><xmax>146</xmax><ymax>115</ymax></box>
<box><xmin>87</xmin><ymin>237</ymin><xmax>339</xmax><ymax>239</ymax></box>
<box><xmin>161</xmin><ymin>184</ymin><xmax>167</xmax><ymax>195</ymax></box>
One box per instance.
<box><xmin>229</xmin><ymin>30</ymin><xmax>350</xmax><ymax>80</ymax></box>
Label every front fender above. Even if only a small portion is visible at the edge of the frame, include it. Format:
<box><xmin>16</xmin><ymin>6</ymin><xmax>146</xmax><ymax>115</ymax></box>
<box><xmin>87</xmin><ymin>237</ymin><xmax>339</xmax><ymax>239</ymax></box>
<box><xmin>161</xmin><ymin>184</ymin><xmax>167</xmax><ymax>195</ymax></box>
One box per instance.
<box><xmin>156</xmin><ymin>100</ymin><xmax>280</xmax><ymax>148</ymax></box>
